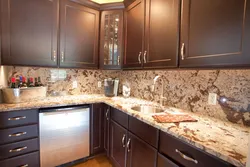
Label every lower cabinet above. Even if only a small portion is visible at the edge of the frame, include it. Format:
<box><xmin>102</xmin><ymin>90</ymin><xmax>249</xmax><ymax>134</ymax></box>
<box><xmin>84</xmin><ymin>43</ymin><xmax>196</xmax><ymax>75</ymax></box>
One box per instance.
<box><xmin>103</xmin><ymin>104</ymin><xmax>111</xmax><ymax>156</ymax></box>
<box><xmin>157</xmin><ymin>153</ymin><xmax>180</xmax><ymax>167</ymax></box>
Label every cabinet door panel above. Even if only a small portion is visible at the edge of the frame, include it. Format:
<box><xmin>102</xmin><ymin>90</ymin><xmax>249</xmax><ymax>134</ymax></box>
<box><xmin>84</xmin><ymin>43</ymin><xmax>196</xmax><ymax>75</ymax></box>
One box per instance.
<box><xmin>124</xmin><ymin>0</ymin><xmax>145</xmax><ymax>69</ymax></box>
<box><xmin>180</xmin><ymin>0</ymin><xmax>250</xmax><ymax>67</ymax></box>
<box><xmin>104</xmin><ymin>105</ymin><xmax>110</xmax><ymax>156</ymax></box>
<box><xmin>127</xmin><ymin>132</ymin><xmax>157</xmax><ymax>167</ymax></box>
<box><xmin>110</xmin><ymin>120</ymin><xmax>127</xmax><ymax>167</ymax></box>
<box><xmin>1</xmin><ymin>0</ymin><xmax>59</xmax><ymax>67</ymax></box>
<box><xmin>144</xmin><ymin>0</ymin><xmax>180</xmax><ymax>68</ymax></box>
<box><xmin>60</xmin><ymin>0</ymin><xmax>99</xmax><ymax>68</ymax></box>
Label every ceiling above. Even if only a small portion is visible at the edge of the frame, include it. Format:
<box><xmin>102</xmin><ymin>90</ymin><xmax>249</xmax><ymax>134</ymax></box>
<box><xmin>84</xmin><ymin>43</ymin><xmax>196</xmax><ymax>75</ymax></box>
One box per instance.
<box><xmin>91</xmin><ymin>0</ymin><xmax>123</xmax><ymax>4</ymax></box>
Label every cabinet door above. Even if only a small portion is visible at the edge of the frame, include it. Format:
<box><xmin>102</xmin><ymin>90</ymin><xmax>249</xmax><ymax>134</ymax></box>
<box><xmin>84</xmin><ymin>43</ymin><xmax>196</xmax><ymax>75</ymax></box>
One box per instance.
<box><xmin>59</xmin><ymin>0</ymin><xmax>99</xmax><ymax>68</ymax></box>
<box><xmin>91</xmin><ymin>104</ymin><xmax>104</xmax><ymax>155</ymax></box>
<box><xmin>126</xmin><ymin>132</ymin><xmax>157</xmax><ymax>167</ymax></box>
<box><xmin>144</xmin><ymin>0</ymin><xmax>180</xmax><ymax>68</ymax></box>
<box><xmin>100</xmin><ymin>10</ymin><xmax>123</xmax><ymax>70</ymax></box>
<box><xmin>180</xmin><ymin>0</ymin><xmax>250</xmax><ymax>67</ymax></box>
<box><xmin>123</xmin><ymin>0</ymin><xmax>145</xmax><ymax>69</ymax></box>
<box><xmin>1</xmin><ymin>0</ymin><xmax>59</xmax><ymax>67</ymax></box>
<box><xmin>103</xmin><ymin>104</ymin><xmax>110</xmax><ymax>156</ymax></box>
<box><xmin>110</xmin><ymin>120</ymin><xmax>127</xmax><ymax>167</ymax></box>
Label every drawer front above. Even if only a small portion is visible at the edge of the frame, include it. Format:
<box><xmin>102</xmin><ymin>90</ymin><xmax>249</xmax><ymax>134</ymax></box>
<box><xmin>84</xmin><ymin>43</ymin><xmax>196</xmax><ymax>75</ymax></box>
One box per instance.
<box><xmin>0</xmin><ymin>125</ymin><xmax>38</xmax><ymax>145</ymax></box>
<box><xmin>111</xmin><ymin>108</ymin><xmax>128</xmax><ymax>128</ymax></box>
<box><xmin>157</xmin><ymin>153</ymin><xmax>180</xmax><ymax>167</ymax></box>
<box><xmin>0</xmin><ymin>138</ymin><xmax>38</xmax><ymax>160</ymax></box>
<box><xmin>159</xmin><ymin>131</ymin><xmax>234</xmax><ymax>167</ymax></box>
<box><xmin>129</xmin><ymin>116</ymin><xmax>159</xmax><ymax>148</ymax></box>
<box><xmin>0</xmin><ymin>151</ymin><xmax>39</xmax><ymax>167</ymax></box>
<box><xmin>0</xmin><ymin>109</ymin><xmax>38</xmax><ymax>129</ymax></box>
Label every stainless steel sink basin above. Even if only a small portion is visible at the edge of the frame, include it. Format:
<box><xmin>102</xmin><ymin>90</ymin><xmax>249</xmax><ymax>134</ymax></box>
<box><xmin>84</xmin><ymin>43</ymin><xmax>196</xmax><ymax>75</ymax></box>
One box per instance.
<box><xmin>131</xmin><ymin>105</ymin><xmax>164</xmax><ymax>114</ymax></box>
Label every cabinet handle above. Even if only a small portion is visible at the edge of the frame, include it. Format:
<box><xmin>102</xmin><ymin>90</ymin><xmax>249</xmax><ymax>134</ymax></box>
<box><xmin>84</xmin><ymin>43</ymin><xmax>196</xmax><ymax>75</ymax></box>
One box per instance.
<box><xmin>20</xmin><ymin>164</ymin><xmax>29</xmax><ymax>167</ymax></box>
<box><xmin>122</xmin><ymin>134</ymin><xmax>126</xmax><ymax>148</ymax></box>
<box><xmin>9</xmin><ymin>132</ymin><xmax>27</xmax><ymax>137</ymax></box>
<box><xmin>181</xmin><ymin>43</ymin><xmax>185</xmax><ymax>60</ymax></box>
<box><xmin>106</xmin><ymin>108</ymin><xmax>109</xmax><ymax>121</ymax></box>
<box><xmin>53</xmin><ymin>50</ymin><xmax>57</xmax><ymax>62</ymax></box>
<box><xmin>127</xmin><ymin>138</ymin><xmax>131</xmax><ymax>152</ymax></box>
<box><xmin>9</xmin><ymin>146</ymin><xmax>27</xmax><ymax>153</ymax></box>
<box><xmin>143</xmin><ymin>51</ymin><xmax>147</xmax><ymax>63</ymax></box>
<box><xmin>8</xmin><ymin>116</ymin><xmax>26</xmax><ymax>121</ymax></box>
<box><xmin>61</xmin><ymin>52</ymin><xmax>64</xmax><ymax>62</ymax></box>
<box><xmin>175</xmin><ymin>149</ymin><xmax>198</xmax><ymax>164</ymax></box>
<box><xmin>138</xmin><ymin>52</ymin><xmax>142</xmax><ymax>64</ymax></box>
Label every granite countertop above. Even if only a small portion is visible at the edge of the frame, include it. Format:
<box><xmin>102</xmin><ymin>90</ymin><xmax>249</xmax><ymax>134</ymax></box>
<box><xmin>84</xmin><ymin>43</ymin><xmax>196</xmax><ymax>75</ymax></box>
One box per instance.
<box><xmin>0</xmin><ymin>94</ymin><xmax>249</xmax><ymax>167</ymax></box>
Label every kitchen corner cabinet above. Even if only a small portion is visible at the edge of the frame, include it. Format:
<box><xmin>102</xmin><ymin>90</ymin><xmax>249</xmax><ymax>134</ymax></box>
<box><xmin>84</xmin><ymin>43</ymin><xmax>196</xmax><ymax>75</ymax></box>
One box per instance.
<box><xmin>123</xmin><ymin>0</ymin><xmax>179</xmax><ymax>69</ymax></box>
<box><xmin>180</xmin><ymin>0</ymin><xmax>250</xmax><ymax>68</ymax></box>
<box><xmin>91</xmin><ymin>103</ymin><xmax>104</xmax><ymax>155</ymax></box>
<box><xmin>99</xmin><ymin>10</ymin><xmax>124</xmax><ymax>70</ymax></box>
<box><xmin>1</xmin><ymin>0</ymin><xmax>59</xmax><ymax>67</ymax></box>
<box><xmin>59</xmin><ymin>0</ymin><xmax>99</xmax><ymax>69</ymax></box>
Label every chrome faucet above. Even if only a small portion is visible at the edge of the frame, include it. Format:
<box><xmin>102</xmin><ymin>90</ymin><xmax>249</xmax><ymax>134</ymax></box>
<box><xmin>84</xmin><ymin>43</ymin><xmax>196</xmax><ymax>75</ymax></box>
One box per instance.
<box><xmin>151</xmin><ymin>75</ymin><xmax>167</xmax><ymax>106</ymax></box>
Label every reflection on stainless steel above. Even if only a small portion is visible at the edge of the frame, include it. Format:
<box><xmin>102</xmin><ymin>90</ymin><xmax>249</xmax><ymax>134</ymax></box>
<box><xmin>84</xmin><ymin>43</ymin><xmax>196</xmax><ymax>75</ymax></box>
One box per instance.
<box><xmin>39</xmin><ymin>106</ymin><xmax>90</xmax><ymax>167</ymax></box>
<box><xmin>2</xmin><ymin>87</ymin><xmax>47</xmax><ymax>104</ymax></box>
<box><xmin>131</xmin><ymin>105</ymin><xmax>164</xmax><ymax>113</ymax></box>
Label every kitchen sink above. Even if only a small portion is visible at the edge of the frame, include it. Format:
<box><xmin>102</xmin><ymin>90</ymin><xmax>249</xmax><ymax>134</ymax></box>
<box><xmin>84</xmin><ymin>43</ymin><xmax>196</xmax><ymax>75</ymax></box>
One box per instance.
<box><xmin>131</xmin><ymin>105</ymin><xmax>164</xmax><ymax>114</ymax></box>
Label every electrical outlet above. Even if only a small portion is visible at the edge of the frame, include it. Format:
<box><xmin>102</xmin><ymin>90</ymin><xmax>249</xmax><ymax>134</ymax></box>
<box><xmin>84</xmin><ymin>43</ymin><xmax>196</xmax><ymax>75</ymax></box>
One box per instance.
<box><xmin>208</xmin><ymin>93</ymin><xmax>217</xmax><ymax>105</ymax></box>
<box><xmin>98</xmin><ymin>81</ymin><xmax>102</xmax><ymax>88</ymax></box>
<box><xmin>72</xmin><ymin>81</ymin><xmax>77</xmax><ymax>89</ymax></box>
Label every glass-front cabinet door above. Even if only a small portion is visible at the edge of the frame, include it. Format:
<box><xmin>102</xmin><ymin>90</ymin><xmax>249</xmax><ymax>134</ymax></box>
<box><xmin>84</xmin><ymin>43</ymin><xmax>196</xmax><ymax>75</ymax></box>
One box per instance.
<box><xmin>100</xmin><ymin>10</ymin><xmax>123</xmax><ymax>69</ymax></box>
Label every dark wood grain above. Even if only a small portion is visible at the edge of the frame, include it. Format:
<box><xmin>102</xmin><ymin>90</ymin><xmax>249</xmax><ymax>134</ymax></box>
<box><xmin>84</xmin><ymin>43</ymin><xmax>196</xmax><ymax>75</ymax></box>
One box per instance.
<box><xmin>159</xmin><ymin>131</ymin><xmax>234</xmax><ymax>167</ymax></box>
<box><xmin>123</xmin><ymin>0</ymin><xmax>145</xmax><ymax>69</ymax></box>
<box><xmin>128</xmin><ymin>116</ymin><xmax>159</xmax><ymax>148</ymax></box>
<box><xmin>144</xmin><ymin>0</ymin><xmax>180</xmax><ymax>68</ymax></box>
<box><xmin>109</xmin><ymin>120</ymin><xmax>127</xmax><ymax>167</ymax></box>
<box><xmin>110</xmin><ymin>107</ymin><xmax>129</xmax><ymax>128</ymax></box>
<box><xmin>59</xmin><ymin>0</ymin><xmax>99</xmax><ymax>69</ymax></box>
<box><xmin>0</xmin><ymin>109</ymin><xmax>38</xmax><ymax>129</ymax></box>
<box><xmin>126</xmin><ymin>132</ymin><xmax>157</xmax><ymax>167</ymax></box>
<box><xmin>1</xmin><ymin>0</ymin><xmax>59</xmax><ymax>67</ymax></box>
<box><xmin>157</xmin><ymin>153</ymin><xmax>180</xmax><ymax>167</ymax></box>
<box><xmin>180</xmin><ymin>0</ymin><xmax>250</xmax><ymax>67</ymax></box>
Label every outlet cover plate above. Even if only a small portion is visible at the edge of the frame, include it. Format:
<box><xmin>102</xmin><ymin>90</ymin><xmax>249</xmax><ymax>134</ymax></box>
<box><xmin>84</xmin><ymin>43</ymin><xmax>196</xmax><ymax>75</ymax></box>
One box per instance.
<box><xmin>98</xmin><ymin>81</ymin><xmax>102</xmax><ymax>88</ymax></box>
<box><xmin>208</xmin><ymin>93</ymin><xmax>217</xmax><ymax>105</ymax></box>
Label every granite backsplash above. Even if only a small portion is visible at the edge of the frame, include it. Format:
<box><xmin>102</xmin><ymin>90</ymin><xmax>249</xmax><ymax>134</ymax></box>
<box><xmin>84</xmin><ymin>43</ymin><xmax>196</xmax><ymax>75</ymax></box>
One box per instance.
<box><xmin>2</xmin><ymin>66</ymin><xmax>250</xmax><ymax>126</ymax></box>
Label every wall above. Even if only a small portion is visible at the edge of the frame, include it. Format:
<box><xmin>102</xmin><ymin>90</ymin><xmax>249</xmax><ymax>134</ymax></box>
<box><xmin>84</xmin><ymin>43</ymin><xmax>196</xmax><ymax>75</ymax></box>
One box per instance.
<box><xmin>3</xmin><ymin>66</ymin><xmax>250</xmax><ymax>126</ymax></box>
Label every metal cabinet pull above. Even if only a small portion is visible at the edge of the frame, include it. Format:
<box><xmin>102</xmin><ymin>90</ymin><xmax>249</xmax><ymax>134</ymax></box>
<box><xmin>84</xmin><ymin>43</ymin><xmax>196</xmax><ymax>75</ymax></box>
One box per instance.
<box><xmin>127</xmin><ymin>139</ymin><xmax>131</xmax><ymax>152</ymax></box>
<box><xmin>61</xmin><ymin>52</ymin><xmax>64</xmax><ymax>62</ymax></box>
<box><xmin>122</xmin><ymin>134</ymin><xmax>126</xmax><ymax>148</ymax></box>
<box><xmin>9</xmin><ymin>132</ymin><xmax>27</xmax><ymax>137</ymax></box>
<box><xmin>9</xmin><ymin>146</ymin><xmax>27</xmax><ymax>153</ymax></box>
<box><xmin>138</xmin><ymin>52</ymin><xmax>142</xmax><ymax>64</ymax></box>
<box><xmin>53</xmin><ymin>50</ymin><xmax>57</xmax><ymax>62</ymax></box>
<box><xmin>181</xmin><ymin>43</ymin><xmax>185</xmax><ymax>60</ymax></box>
<box><xmin>143</xmin><ymin>51</ymin><xmax>147</xmax><ymax>63</ymax></box>
<box><xmin>106</xmin><ymin>108</ymin><xmax>109</xmax><ymax>121</ymax></box>
<box><xmin>8</xmin><ymin>116</ymin><xmax>26</xmax><ymax>121</ymax></box>
<box><xmin>20</xmin><ymin>164</ymin><xmax>29</xmax><ymax>167</ymax></box>
<box><xmin>175</xmin><ymin>149</ymin><xmax>198</xmax><ymax>164</ymax></box>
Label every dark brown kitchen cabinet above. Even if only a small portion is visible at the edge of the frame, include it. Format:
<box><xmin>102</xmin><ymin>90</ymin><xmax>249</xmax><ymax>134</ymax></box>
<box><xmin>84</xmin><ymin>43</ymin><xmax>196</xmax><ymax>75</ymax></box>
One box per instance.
<box><xmin>109</xmin><ymin>120</ymin><xmax>127</xmax><ymax>167</ymax></box>
<box><xmin>126</xmin><ymin>132</ymin><xmax>157</xmax><ymax>167</ymax></box>
<box><xmin>123</xmin><ymin>0</ymin><xmax>145</xmax><ymax>69</ymax></box>
<box><xmin>100</xmin><ymin>10</ymin><xmax>124</xmax><ymax>70</ymax></box>
<box><xmin>59</xmin><ymin>0</ymin><xmax>99</xmax><ymax>68</ymax></box>
<box><xmin>103</xmin><ymin>104</ymin><xmax>111</xmax><ymax>156</ymax></box>
<box><xmin>157</xmin><ymin>153</ymin><xmax>180</xmax><ymax>167</ymax></box>
<box><xmin>180</xmin><ymin>0</ymin><xmax>250</xmax><ymax>67</ymax></box>
<box><xmin>1</xmin><ymin>0</ymin><xmax>59</xmax><ymax>67</ymax></box>
<box><xmin>124</xmin><ymin>0</ymin><xmax>180</xmax><ymax>69</ymax></box>
<box><xmin>91</xmin><ymin>103</ymin><xmax>104</xmax><ymax>155</ymax></box>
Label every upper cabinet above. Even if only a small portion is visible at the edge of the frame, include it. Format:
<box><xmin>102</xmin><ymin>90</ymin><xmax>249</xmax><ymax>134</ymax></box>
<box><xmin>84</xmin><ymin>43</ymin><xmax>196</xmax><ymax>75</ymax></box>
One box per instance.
<box><xmin>99</xmin><ymin>10</ymin><xmax>123</xmax><ymax>70</ymax></box>
<box><xmin>180</xmin><ymin>0</ymin><xmax>250</xmax><ymax>68</ymax></box>
<box><xmin>123</xmin><ymin>0</ymin><xmax>180</xmax><ymax>69</ymax></box>
<box><xmin>59</xmin><ymin>0</ymin><xmax>99</xmax><ymax>69</ymax></box>
<box><xmin>1</xmin><ymin>0</ymin><xmax>59</xmax><ymax>67</ymax></box>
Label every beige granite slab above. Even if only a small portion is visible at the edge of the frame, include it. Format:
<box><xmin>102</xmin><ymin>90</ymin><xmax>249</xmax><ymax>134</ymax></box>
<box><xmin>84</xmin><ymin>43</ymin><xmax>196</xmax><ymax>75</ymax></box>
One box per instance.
<box><xmin>0</xmin><ymin>95</ymin><xmax>249</xmax><ymax>167</ymax></box>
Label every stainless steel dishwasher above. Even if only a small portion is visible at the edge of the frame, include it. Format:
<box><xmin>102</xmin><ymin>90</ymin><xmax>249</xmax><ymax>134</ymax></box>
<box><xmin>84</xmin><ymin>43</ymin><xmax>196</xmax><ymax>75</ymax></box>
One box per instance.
<box><xmin>39</xmin><ymin>106</ymin><xmax>90</xmax><ymax>167</ymax></box>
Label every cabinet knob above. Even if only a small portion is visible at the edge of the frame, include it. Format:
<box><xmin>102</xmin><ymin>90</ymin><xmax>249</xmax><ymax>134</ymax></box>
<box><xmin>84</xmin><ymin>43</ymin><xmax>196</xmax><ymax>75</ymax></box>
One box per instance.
<box><xmin>181</xmin><ymin>43</ymin><xmax>185</xmax><ymax>60</ymax></box>
<box><xmin>122</xmin><ymin>134</ymin><xmax>126</xmax><ymax>148</ymax></box>
<box><xmin>106</xmin><ymin>109</ymin><xmax>109</xmax><ymax>121</ymax></box>
<box><xmin>9</xmin><ymin>132</ymin><xmax>27</xmax><ymax>137</ymax></box>
<box><xmin>8</xmin><ymin>116</ymin><xmax>26</xmax><ymax>121</ymax></box>
<box><xmin>143</xmin><ymin>51</ymin><xmax>147</xmax><ymax>63</ymax></box>
<box><xmin>9</xmin><ymin>146</ymin><xmax>27</xmax><ymax>153</ymax></box>
<box><xmin>127</xmin><ymin>138</ymin><xmax>131</xmax><ymax>152</ymax></box>
<box><xmin>175</xmin><ymin>149</ymin><xmax>198</xmax><ymax>164</ymax></box>
<box><xmin>61</xmin><ymin>52</ymin><xmax>64</xmax><ymax>62</ymax></box>
<box><xmin>138</xmin><ymin>52</ymin><xmax>142</xmax><ymax>64</ymax></box>
<box><xmin>53</xmin><ymin>50</ymin><xmax>57</xmax><ymax>62</ymax></box>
